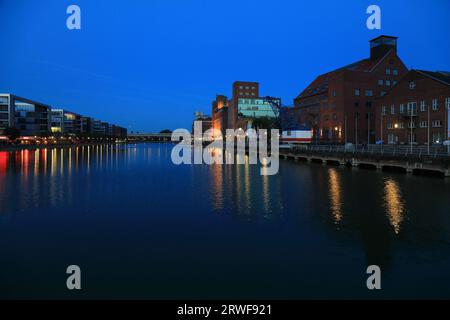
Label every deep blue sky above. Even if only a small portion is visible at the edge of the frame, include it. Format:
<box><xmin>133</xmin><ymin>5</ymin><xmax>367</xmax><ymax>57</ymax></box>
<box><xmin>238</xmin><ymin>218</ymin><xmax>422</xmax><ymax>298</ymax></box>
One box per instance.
<box><xmin>1</xmin><ymin>0</ymin><xmax>449</xmax><ymax>132</ymax></box>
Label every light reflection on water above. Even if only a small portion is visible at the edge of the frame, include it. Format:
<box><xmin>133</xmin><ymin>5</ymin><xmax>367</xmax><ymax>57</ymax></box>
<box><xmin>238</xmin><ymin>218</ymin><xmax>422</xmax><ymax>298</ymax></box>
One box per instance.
<box><xmin>1</xmin><ymin>143</ymin><xmax>450</xmax><ymax>298</ymax></box>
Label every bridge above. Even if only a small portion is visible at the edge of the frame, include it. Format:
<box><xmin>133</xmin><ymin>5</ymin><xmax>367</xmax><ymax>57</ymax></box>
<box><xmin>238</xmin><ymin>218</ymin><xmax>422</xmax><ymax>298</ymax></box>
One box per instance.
<box><xmin>280</xmin><ymin>145</ymin><xmax>450</xmax><ymax>177</ymax></box>
<box><xmin>127</xmin><ymin>133</ymin><xmax>173</xmax><ymax>142</ymax></box>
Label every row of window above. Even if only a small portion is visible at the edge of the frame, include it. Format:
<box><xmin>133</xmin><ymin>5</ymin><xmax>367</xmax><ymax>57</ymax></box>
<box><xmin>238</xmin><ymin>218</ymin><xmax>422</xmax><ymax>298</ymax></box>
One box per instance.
<box><xmin>239</xmin><ymin>86</ymin><xmax>256</xmax><ymax>90</ymax></box>
<box><xmin>382</xmin><ymin>98</ymin><xmax>448</xmax><ymax>115</ymax></box>
<box><xmin>239</xmin><ymin>92</ymin><xmax>256</xmax><ymax>96</ymax></box>
<box><xmin>386</xmin><ymin>69</ymin><xmax>399</xmax><ymax>76</ymax></box>
<box><xmin>378</xmin><ymin>79</ymin><xmax>398</xmax><ymax>86</ymax></box>
<box><xmin>387</xmin><ymin>133</ymin><xmax>443</xmax><ymax>144</ymax></box>
<box><xmin>387</xmin><ymin>120</ymin><xmax>442</xmax><ymax>129</ymax></box>
<box><xmin>354</xmin><ymin>89</ymin><xmax>373</xmax><ymax>97</ymax></box>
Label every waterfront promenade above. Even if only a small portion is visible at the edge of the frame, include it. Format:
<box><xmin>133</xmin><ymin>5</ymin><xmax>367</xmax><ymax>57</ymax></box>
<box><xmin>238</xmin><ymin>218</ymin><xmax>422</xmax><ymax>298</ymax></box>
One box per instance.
<box><xmin>281</xmin><ymin>144</ymin><xmax>450</xmax><ymax>177</ymax></box>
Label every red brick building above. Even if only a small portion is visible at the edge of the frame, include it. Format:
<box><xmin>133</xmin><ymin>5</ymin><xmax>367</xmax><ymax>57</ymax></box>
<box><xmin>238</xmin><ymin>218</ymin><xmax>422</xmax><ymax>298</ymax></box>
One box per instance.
<box><xmin>211</xmin><ymin>95</ymin><xmax>228</xmax><ymax>136</ymax></box>
<box><xmin>376</xmin><ymin>70</ymin><xmax>450</xmax><ymax>145</ymax></box>
<box><xmin>294</xmin><ymin>35</ymin><xmax>408</xmax><ymax>144</ymax></box>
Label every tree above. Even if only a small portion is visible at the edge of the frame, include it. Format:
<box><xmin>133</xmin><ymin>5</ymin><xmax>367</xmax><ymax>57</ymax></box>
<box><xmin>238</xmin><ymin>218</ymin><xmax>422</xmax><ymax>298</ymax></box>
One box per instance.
<box><xmin>3</xmin><ymin>127</ymin><xmax>20</xmax><ymax>141</ymax></box>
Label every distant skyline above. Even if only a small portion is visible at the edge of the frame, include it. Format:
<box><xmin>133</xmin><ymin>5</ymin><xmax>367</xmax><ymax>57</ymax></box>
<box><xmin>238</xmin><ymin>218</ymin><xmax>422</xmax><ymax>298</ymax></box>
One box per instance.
<box><xmin>1</xmin><ymin>0</ymin><xmax>449</xmax><ymax>132</ymax></box>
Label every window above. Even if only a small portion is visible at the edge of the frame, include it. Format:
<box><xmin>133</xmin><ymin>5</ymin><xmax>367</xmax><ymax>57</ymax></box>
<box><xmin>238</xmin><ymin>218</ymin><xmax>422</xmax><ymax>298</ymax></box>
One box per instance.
<box><xmin>432</xmin><ymin>120</ymin><xmax>442</xmax><ymax>127</ymax></box>
<box><xmin>378</xmin><ymin>80</ymin><xmax>384</xmax><ymax>86</ymax></box>
<box><xmin>432</xmin><ymin>99</ymin><xmax>438</xmax><ymax>110</ymax></box>
<box><xmin>420</xmin><ymin>121</ymin><xmax>428</xmax><ymax>128</ymax></box>
<box><xmin>388</xmin><ymin>133</ymin><xmax>397</xmax><ymax>144</ymax></box>
<box><xmin>391</xmin><ymin>104</ymin><xmax>395</xmax><ymax>114</ymax></box>
<box><xmin>381</xmin><ymin>91</ymin><xmax>386</xmax><ymax>97</ymax></box>
<box><xmin>239</xmin><ymin>86</ymin><xmax>244</xmax><ymax>89</ymax></box>
<box><xmin>446</xmin><ymin>97</ymin><xmax>450</xmax><ymax>109</ymax></box>
<box><xmin>245</xmin><ymin>86</ymin><xmax>249</xmax><ymax>89</ymax></box>
<box><xmin>386</xmin><ymin>80</ymin><xmax>391</xmax><ymax>86</ymax></box>
<box><xmin>365</xmin><ymin>90</ymin><xmax>373</xmax><ymax>97</ymax></box>
<box><xmin>400</xmin><ymin>104</ymin><xmax>405</xmax><ymax>113</ymax></box>
<box><xmin>393</xmin><ymin>69</ymin><xmax>398</xmax><ymax>76</ymax></box>
<box><xmin>393</xmin><ymin>81</ymin><xmax>398</xmax><ymax>86</ymax></box>
<box><xmin>387</xmin><ymin>123</ymin><xmax>393</xmax><ymax>129</ymax></box>
<box><xmin>382</xmin><ymin>106</ymin><xmax>387</xmax><ymax>115</ymax></box>
<box><xmin>409</xmin><ymin>82</ymin><xmax>416</xmax><ymax>90</ymax></box>
<box><xmin>355</xmin><ymin>102</ymin><xmax>360</xmax><ymax>107</ymax></box>
<box><xmin>251</xmin><ymin>93</ymin><xmax>255</xmax><ymax>96</ymax></box>
<box><xmin>355</xmin><ymin>89</ymin><xmax>360</xmax><ymax>96</ymax></box>
<box><xmin>332</xmin><ymin>113</ymin><xmax>337</xmax><ymax>120</ymax></box>
<box><xmin>399</xmin><ymin>122</ymin><xmax>405</xmax><ymax>129</ymax></box>
<box><xmin>420</xmin><ymin>101</ymin><xmax>426</xmax><ymax>112</ymax></box>
<box><xmin>407</xmin><ymin>102</ymin><xmax>417</xmax><ymax>115</ymax></box>
<box><xmin>332</xmin><ymin>91</ymin><xmax>337</xmax><ymax>97</ymax></box>
<box><xmin>386</xmin><ymin>69</ymin><xmax>391</xmax><ymax>75</ymax></box>
<box><xmin>366</xmin><ymin>101</ymin><xmax>372</xmax><ymax>108</ymax></box>
<box><xmin>432</xmin><ymin>132</ymin><xmax>442</xmax><ymax>144</ymax></box>
<box><xmin>407</xmin><ymin>122</ymin><xmax>416</xmax><ymax>129</ymax></box>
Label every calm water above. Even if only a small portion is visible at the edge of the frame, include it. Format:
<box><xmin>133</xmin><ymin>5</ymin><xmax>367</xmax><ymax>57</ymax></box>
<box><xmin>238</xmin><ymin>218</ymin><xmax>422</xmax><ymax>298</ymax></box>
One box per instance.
<box><xmin>0</xmin><ymin>143</ymin><xmax>450</xmax><ymax>299</ymax></box>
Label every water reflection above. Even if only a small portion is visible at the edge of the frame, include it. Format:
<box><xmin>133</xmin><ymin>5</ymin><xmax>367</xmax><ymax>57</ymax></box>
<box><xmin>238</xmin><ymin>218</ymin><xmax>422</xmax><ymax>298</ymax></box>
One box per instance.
<box><xmin>384</xmin><ymin>178</ymin><xmax>405</xmax><ymax>234</ymax></box>
<box><xmin>328</xmin><ymin>168</ymin><xmax>343</xmax><ymax>224</ymax></box>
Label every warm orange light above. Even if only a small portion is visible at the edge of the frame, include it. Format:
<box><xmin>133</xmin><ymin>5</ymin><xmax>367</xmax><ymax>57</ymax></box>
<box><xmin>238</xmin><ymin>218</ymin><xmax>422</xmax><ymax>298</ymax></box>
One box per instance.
<box><xmin>394</xmin><ymin>123</ymin><xmax>399</xmax><ymax>129</ymax></box>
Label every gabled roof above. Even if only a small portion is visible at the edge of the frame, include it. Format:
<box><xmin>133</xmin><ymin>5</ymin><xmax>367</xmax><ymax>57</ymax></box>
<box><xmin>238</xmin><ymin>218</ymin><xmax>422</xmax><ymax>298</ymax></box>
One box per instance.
<box><xmin>295</xmin><ymin>49</ymin><xmax>396</xmax><ymax>100</ymax></box>
<box><xmin>415</xmin><ymin>70</ymin><xmax>450</xmax><ymax>86</ymax></box>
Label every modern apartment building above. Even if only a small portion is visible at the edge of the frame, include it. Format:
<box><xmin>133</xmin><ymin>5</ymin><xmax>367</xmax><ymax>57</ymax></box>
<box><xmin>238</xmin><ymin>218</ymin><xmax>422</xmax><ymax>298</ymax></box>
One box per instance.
<box><xmin>0</xmin><ymin>94</ymin><xmax>50</xmax><ymax>136</ymax></box>
<box><xmin>376</xmin><ymin>70</ymin><xmax>450</xmax><ymax>145</ymax></box>
<box><xmin>51</xmin><ymin>109</ymin><xmax>82</xmax><ymax>135</ymax></box>
<box><xmin>294</xmin><ymin>36</ymin><xmax>408</xmax><ymax>144</ymax></box>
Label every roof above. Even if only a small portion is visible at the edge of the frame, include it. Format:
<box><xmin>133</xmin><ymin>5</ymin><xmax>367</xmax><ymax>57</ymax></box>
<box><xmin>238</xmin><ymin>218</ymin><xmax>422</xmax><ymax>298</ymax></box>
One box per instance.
<box><xmin>415</xmin><ymin>70</ymin><xmax>450</xmax><ymax>86</ymax></box>
<box><xmin>295</xmin><ymin>47</ymin><xmax>397</xmax><ymax>100</ymax></box>
<box><xmin>370</xmin><ymin>35</ymin><xmax>398</xmax><ymax>43</ymax></box>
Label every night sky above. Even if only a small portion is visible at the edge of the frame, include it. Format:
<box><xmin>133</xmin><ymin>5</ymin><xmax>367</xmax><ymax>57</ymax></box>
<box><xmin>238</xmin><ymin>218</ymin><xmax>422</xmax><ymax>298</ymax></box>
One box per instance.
<box><xmin>0</xmin><ymin>0</ymin><xmax>449</xmax><ymax>132</ymax></box>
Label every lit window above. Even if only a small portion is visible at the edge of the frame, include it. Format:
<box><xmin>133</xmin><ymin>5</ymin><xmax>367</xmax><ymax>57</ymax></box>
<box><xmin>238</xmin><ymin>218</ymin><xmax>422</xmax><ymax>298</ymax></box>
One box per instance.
<box><xmin>385</xmin><ymin>80</ymin><xmax>391</xmax><ymax>86</ymax></box>
<box><xmin>400</xmin><ymin>104</ymin><xmax>405</xmax><ymax>113</ymax></box>
<box><xmin>381</xmin><ymin>91</ymin><xmax>386</xmax><ymax>97</ymax></box>
<box><xmin>386</xmin><ymin>69</ymin><xmax>391</xmax><ymax>75</ymax></box>
<box><xmin>382</xmin><ymin>106</ymin><xmax>387</xmax><ymax>115</ymax></box>
<box><xmin>409</xmin><ymin>82</ymin><xmax>416</xmax><ymax>90</ymax></box>
<box><xmin>355</xmin><ymin>89</ymin><xmax>360</xmax><ymax>96</ymax></box>
<box><xmin>393</xmin><ymin>69</ymin><xmax>398</xmax><ymax>76</ymax></box>
<box><xmin>420</xmin><ymin>121</ymin><xmax>428</xmax><ymax>128</ymax></box>
<box><xmin>378</xmin><ymin>80</ymin><xmax>384</xmax><ymax>86</ymax></box>
<box><xmin>365</xmin><ymin>90</ymin><xmax>373</xmax><ymax>97</ymax></box>
<box><xmin>446</xmin><ymin>97</ymin><xmax>450</xmax><ymax>109</ymax></box>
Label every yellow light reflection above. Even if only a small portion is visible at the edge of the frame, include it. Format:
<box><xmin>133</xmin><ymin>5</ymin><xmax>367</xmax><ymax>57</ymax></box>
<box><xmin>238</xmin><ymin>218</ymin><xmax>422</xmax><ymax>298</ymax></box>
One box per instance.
<box><xmin>384</xmin><ymin>179</ymin><xmax>405</xmax><ymax>234</ymax></box>
<box><xmin>328</xmin><ymin>168</ymin><xmax>343</xmax><ymax>224</ymax></box>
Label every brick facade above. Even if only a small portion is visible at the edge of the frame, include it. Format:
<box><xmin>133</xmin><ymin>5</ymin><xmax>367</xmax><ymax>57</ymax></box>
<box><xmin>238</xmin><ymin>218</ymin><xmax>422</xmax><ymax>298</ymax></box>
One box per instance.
<box><xmin>376</xmin><ymin>70</ymin><xmax>450</xmax><ymax>145</ymax></box>
<box><xmin>294</xmin><ymin>36</ymin><xmax>408</xmax><ymax>144</ymax></box>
